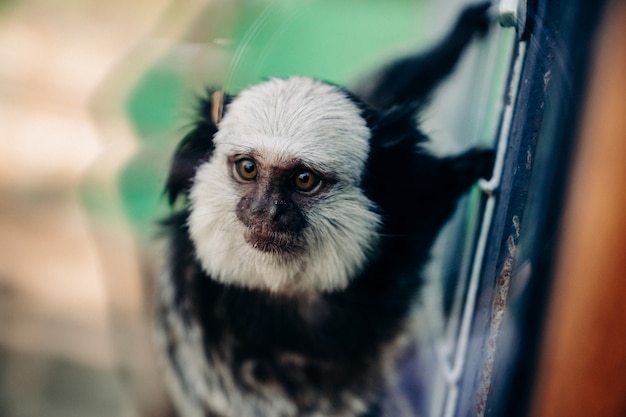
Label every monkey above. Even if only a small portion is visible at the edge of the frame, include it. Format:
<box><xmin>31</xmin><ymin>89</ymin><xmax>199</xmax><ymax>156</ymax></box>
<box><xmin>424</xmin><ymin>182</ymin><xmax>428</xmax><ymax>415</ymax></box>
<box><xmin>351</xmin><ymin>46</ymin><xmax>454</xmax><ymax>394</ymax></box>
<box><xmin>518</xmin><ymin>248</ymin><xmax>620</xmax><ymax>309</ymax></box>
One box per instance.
<box><xmin>155</xmin><ymin>3</ymin><xmax>495</xmax><ymax>417</ymax></box>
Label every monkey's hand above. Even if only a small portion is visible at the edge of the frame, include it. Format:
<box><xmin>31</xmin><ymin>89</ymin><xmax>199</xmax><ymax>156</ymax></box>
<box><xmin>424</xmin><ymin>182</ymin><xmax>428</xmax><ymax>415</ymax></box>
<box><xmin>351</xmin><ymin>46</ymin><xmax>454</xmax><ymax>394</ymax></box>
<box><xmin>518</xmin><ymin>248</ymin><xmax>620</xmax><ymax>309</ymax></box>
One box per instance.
<box><xmin>455</xmin><ymin>2</ymin><xmax>493</xmax><ymax>39</ymax></box>
<box><xmin>444</xmin><ymin>148</ymin><xmax>496</xmax><ymax>194</ymax></box>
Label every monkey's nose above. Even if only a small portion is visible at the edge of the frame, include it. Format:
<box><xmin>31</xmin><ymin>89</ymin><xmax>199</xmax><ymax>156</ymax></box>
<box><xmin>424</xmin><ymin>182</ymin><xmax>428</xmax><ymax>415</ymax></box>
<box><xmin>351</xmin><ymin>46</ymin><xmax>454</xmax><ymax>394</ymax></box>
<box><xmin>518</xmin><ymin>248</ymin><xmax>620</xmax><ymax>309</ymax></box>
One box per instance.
<box><xmin>267</xmin><ymin>199</ymin><xmax>288</xmax><ymax>219</ymax></box>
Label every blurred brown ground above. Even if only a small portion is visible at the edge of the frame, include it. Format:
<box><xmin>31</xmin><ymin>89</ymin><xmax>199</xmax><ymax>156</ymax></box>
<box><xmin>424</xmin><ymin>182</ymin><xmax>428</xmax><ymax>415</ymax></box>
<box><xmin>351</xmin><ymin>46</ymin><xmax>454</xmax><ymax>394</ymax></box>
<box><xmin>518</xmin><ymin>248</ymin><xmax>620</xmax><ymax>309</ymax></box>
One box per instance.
<box><xmin>0</xmin><ymin>1</ymin><xmax>205</xmax><ymax>415</ymax></box>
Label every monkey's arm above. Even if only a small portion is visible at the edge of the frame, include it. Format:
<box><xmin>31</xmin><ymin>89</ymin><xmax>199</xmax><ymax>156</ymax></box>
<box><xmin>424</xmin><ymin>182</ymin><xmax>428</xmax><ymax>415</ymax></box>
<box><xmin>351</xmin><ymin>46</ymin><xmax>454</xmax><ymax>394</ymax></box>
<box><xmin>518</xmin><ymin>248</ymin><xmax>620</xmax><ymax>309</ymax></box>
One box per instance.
<box><xmin>363</xmin><ymin>2</ymin><xmax>492</xmax><ymax>110</ymax></box>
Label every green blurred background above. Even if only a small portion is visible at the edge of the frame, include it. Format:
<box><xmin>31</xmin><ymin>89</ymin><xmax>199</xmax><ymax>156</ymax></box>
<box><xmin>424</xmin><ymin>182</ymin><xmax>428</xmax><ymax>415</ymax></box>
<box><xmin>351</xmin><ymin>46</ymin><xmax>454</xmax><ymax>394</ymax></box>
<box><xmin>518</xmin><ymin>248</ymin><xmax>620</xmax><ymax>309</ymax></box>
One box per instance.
<box><xmin>118</xmin><ymin>0</ymin><xmax>429</xmax><ymax>238</ymax></box>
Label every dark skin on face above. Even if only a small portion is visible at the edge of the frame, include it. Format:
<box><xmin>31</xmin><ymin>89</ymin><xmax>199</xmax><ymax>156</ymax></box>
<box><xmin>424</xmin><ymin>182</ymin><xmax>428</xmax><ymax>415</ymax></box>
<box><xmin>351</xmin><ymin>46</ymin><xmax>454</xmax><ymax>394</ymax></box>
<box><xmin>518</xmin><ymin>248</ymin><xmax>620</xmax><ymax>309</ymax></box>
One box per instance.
<box><xmin>231</xmin><ymin>155</ymin><xmax>324</xmax><ymax>254</ymax></box>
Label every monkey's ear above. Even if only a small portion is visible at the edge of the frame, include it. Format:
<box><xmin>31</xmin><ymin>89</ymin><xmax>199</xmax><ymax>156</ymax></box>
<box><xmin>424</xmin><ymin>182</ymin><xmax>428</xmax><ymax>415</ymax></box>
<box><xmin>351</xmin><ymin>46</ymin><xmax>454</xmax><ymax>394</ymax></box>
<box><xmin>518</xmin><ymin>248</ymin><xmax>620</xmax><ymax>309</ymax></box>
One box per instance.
<box><xmin>165</xmin><ymin>90</ymin><xmax>231</xmax><ymax>205</ymax></box>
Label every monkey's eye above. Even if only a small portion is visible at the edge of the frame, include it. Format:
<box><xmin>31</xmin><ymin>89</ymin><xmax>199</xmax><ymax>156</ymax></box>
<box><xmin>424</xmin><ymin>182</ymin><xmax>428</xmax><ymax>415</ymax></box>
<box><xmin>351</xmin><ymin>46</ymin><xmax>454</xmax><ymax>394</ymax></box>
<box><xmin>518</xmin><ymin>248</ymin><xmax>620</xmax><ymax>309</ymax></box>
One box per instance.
<box><xmin>294</xmin><ymin>170</ymin><xmax>321</xmax><ymax>192</ymax></box>
<box><xmin>234</xmin><ymin>159</ymin><xmax>258</xmax><ymax>181</ymax></box>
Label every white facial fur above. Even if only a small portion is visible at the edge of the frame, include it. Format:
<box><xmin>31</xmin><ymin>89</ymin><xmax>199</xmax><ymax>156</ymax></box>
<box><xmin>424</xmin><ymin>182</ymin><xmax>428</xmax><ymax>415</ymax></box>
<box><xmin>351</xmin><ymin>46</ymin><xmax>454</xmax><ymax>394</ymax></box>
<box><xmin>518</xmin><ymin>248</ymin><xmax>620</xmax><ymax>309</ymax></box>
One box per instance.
<box><xmin>188</xmin><ymin>77</ymin><xmax>381</xmax><ymax>293</ymax></box>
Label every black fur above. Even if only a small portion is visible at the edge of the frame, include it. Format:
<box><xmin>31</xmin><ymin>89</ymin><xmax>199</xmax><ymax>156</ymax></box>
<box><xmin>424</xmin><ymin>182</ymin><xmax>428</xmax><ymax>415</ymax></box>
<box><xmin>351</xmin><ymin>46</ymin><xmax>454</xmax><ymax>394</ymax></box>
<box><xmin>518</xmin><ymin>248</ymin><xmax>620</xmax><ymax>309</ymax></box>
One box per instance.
<box><xmin>165</xmin><ymin>91</ymin><xmax>231</xmax><ymax>205</ymax></box>
<box><xmin>158</xmin><ymin>3</ymin><xmax>494</xmax><ymax>417</ymax></box>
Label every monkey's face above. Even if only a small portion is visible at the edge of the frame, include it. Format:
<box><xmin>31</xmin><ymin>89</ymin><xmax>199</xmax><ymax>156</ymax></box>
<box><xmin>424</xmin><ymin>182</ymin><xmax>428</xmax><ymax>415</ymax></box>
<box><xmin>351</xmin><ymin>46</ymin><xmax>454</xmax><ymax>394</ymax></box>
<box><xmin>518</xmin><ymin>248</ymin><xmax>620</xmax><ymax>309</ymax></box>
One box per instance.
<box><xmin>188</xmin><ymin>77</ymin><xmax>382</xmax><ymax>294</ymax></box>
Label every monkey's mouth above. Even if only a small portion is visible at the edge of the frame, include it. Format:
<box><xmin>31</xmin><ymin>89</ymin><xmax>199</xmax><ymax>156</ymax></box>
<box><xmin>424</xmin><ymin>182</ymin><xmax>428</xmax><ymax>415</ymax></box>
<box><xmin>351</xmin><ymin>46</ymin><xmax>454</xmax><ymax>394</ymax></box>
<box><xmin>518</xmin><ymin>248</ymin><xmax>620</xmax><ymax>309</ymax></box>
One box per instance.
<box><xmin>244</xmin><ymin>228</ymin><xmax>304</xmax><ymax>255</ymax></box>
